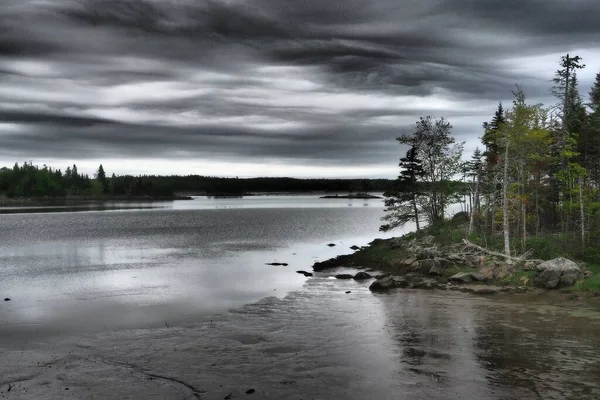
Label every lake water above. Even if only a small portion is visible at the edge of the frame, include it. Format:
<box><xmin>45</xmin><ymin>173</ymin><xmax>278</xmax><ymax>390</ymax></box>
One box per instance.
<box><xmin>1</xmin><ymin>196</ymin><xmax>600</xmax><ymax>399</ymax></box>
<box><xmin>0</xmin><ymin>195</ymin><xmax>396</xmax><ymax>345</ymax></box>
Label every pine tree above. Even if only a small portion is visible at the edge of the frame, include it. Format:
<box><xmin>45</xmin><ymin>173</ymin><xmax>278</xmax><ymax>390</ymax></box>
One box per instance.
<box><xmin>96</xmin><ymin>164</ymin><xmax>108</xmax><ymax>193</ymax></box>
<box><xmin>381</xmin><ymin>146</ymin><xmax>426</xmax><ymax>231</ymax></box>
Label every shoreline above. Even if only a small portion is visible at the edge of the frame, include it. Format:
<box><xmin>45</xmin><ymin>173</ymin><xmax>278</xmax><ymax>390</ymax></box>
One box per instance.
<box><xmin>311</xmin><ymin>231</ymin><xmax>600</xmax><ymax>310</ymax></box>
<box><xmin>0</xmin><ymin>195</ymin><xmax>194</xmax><ymax>207</ymax></box>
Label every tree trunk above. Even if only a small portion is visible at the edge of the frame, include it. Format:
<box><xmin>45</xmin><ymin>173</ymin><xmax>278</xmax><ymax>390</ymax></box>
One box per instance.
<box><xmin>413</xmin><ymin>194</ymin><xmax>420</xmax><ymax>231</ymax></box>
<box><xmin>579</xmin><ymin>176</ymin><xmax>585</xmax><ymax>248</ymax></box>
<box><xmin>469</xmin><ymin>169</ymin><xmax>481</xmax><ymax>235</ymax></box>
<box><xmin>503</xmin><ymin>130</ymin><xmax>511</xmax><ymax>257</ymax></box>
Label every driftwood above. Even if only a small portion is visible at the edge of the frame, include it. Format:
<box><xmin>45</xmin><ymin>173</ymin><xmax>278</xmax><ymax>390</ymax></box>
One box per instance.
<box><xmin>462</xmin><ymin>239</ymin><xmax>532</xmax><ymax>263</ymax></box>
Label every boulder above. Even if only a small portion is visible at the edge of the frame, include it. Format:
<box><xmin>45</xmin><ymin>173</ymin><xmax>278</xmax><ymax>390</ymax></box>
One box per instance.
<box><xmin>353</xmin><ymin>272</ymin><xmax>373</xmax><ymax>280</ymax></box>
<box><xmin>449</xmin><ymin>272</ymin><xmax>474</xmax><ymax>283</ymax></box>
<box><xmin>327</xmin><ymin>243</ymin><xmax>336</xmax><ymax>247</ymax></box>
<box><xmin>369</xmin><ymin>276</ymin><xmax>408</xmax><ymax>291</ymax></box>
<box><xmin>471</xmin><ymin>272</ymin><xmax>490</xmax><ymax>282</ymax></box>
<box><xmin>350</xmin><ymin>245</ymin><xmax>360</xmax><ymax>251</ymax></box>
<box><xmin>535</xmin><ymin>257</ymin><xmax>580</xmax><ymax>272</ymax></box>
<box><xmin>534</xmin><ymin>258</ymin><xmax>582</xmax><ymax>289</ymax></box>
<box><xmin>335</xmin><ymin>274</ymin><xmax>354</xmax><ymax>280</ymax></box>
<box><xmin>480</xmin><ymin>266</ymin><xmax>496</xmax><ymax>280</ymax></box>
<box><xmin>296</xmin><ymin>270</ymin><xmax>313</xmax><ymax>277</ymax></box>
<box><xmin>417</xmin><ymin>259</ymin><xmax>439</xmax><ymax>274</ymax></box>
<box><xmin>400</xmin><ymin>257</ymin><xmax>418</xmax><ymax>267</ymax></box>
<box><xmin>428</xmin><ymin>264</ymin><xmax>445</xmax><ymax>276</ymax></box>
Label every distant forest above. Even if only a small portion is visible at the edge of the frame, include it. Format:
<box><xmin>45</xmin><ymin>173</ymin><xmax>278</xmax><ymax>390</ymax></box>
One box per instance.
<box><xmin>0</xmin><ymin>162</ymin><xmax>394</xmax><ymax>198</ymax></box>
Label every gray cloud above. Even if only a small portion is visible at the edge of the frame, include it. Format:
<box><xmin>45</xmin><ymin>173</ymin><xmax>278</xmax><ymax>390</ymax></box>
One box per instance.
<box><xmin>0</xmin><ymin>0</ymin><xmax>599</xmax><ymax>176</ymax></box>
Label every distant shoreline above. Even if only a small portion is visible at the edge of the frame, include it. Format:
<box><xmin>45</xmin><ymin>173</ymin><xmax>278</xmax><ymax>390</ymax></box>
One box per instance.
<box><xmin>0</xmin><ymin>195</ymin><xmax>193</xmax><ymax>207</ymax></box>
<box><xmin>320</xmin><ymin>193</ymin><xmax>382</xmax><ymax>199</ymax></box>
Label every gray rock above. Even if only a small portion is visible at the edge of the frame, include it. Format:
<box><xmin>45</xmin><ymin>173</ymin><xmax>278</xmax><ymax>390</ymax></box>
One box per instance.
<box><xmin>353</xmin><ymin>271</ymin><xmax>373</xmax><ymax>280</ymax></box>
<box><xmin>449</xmin><ymin>272</ymin><xmax>474</xmax><ymax>283</ymax></box>
<box><xmin>470</xmin><ymin>272</ymin><xmax>489</xmax><ymax>282</ymax></box>
<box><xmin>464</xmin><ymin>255</ymin><xmax>483</xmax><ymax>269</ymax></box>
<box><xmin>335</xmin><ymin>274</ymin><xmax>354</xmax><ymax>280</ymax></box>
<box><xmin>369</xmin><ymin>276</ymin><xmax>408</xmax><ymax>291</ymax></box>
<box><xmin>536</xmin><ymin>257</ymin><xmax>580</xmax><ymax>272</ymax></box>
<box><xmin>429</xmin><ymin>264</ymin><xmax>445</xmax><ymax>276</ymax></box>
<box><xmin>534</xmin><ymin>258</ymin><xmax>581</xmax><ymax>289</ymax></box>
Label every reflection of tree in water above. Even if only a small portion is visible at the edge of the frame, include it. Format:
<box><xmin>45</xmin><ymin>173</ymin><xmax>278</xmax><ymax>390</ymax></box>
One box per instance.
<box><xmin>380</xmin><ymin>292</ymin><xmax>495</xmax><ymax>398</ymax></box>
<box><xmin>472</xmin><ymin>304</ymin><xmax>600</xmax><ymax>399</ymax></box>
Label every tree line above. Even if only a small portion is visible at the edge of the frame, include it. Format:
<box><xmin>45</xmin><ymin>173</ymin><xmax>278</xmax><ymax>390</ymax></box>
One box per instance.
<box><xmin>0</xmin><ymin>163</ymin><xmax>395</xmax><ymax>198</ymax></box>
<box><xmin>0</xmin><ymin>163</ymin><xmax>175</xmax><ymax>198</ymax></box>
<box><xmin>383</xmin><ymin>54</ymin><xmax>600</xmax><ymax>262</ymax></box>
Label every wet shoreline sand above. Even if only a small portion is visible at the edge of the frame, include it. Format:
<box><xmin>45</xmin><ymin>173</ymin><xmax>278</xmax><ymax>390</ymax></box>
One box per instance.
<box><xmin>2</xmin><ymin>272</ymin><xmax>600</xmax><ymax>400</ymax></box>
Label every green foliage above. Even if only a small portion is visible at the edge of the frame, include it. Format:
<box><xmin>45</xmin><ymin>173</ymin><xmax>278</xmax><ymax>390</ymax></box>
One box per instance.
<box><xmin>575</xmin><ymin>276</ymin><xmax>600</xmax><ymax>293</ymax></box>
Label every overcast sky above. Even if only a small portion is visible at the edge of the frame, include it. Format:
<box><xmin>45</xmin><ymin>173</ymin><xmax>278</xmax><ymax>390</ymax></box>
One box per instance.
<box><xmin>1</xmin><ymin>0</ymin><xmax>599</xmax><ymax>178</ymax></box>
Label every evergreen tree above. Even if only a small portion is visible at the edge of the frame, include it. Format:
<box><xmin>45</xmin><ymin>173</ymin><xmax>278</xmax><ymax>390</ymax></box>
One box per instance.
<box><xmin>381</xmin><ymin>146</ymin><xmax>425</xmax><ymax>231</ymax></box>
<box><xmin>96</xmin><ymin>164</ymin><xmax>108</xmax><ymax>193</ymax></box>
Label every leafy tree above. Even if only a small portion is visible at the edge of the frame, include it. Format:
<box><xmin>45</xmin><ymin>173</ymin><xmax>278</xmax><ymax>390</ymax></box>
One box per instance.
<box><xmin>396</xmin><ymin>116</ymin><xmax>464</xmax><ymax>224</ymax></box>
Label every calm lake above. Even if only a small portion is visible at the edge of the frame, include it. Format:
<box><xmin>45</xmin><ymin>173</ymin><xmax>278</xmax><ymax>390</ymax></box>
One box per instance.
<box><xmin>1</xmin><ymin>196</ymin><xmax>599</xmax><ymax>399</ymax></box>
<box><xmin>0</xmin><ymin>195</ymin><xmax>395</xmax><ymax>345</ymax></box>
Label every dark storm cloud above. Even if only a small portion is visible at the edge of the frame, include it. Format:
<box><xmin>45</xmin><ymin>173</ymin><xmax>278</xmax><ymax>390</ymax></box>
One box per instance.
<box><xmin>1</xmin><ymin>0</ymin><xmax>599</xmax><ymax>174</ymax></box>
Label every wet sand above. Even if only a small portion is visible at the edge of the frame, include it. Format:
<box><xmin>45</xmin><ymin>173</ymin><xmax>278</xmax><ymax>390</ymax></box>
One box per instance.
<box><xmin>2</xmin><ymin>271</ymin><xmax>600</xmax><ymax>400</ymax></box>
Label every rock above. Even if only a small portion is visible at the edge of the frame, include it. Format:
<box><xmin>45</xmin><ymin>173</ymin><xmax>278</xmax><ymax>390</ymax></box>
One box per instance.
<box><xmin>296</xmin><ymin>270</ymin><xmax>313</xmax><ymax>277</ymax></box>
<box><xmin>4</xmin><ymin>298</ymin><xmax>10</xmax><ymax>302</ymax></box>
<box><xmin>449</xmin><ymin>272</ymin><xmax>474</xmax><ymax>283</ymax></box>
<box><xmin>327</xmin><ymin>243</ymin><xmax>336</xmax><ymax>247</ymax></box>
<box><xmin>464</xmin><ymin>255</ymin><xmax>483</xmax><ymax>269</ymax></box>
<box><xmin>534</xmin><ymin>258</ymin><xmax>582</xmax><ymax>289</ymax></box>
<box><xmin>415</xmin><ymin>247</ymin><xmax>441</xmax><ymax>260</ymax></box>
<box><xmin>399</xmin><ymin>257</ymin><xmax>417</xmax><ymax>267</ymax></box>
<box><xmin>535</xmin><ymin>257</ymin><xmax>580</xmax><ymax>272</ymax></box>
<box><xmin>353</xmin><ymin>272</ymin><xmax>372</xmax><ymax>280</ymax></box>
<box><xmin>335</xmin><ymin>274</ymin><xmax>354</xmax><ymax>280</ymax></box>
<box><xmin>583</xmin><ymin>270</ymin><xmax>594</xmax><ymax>279</ymax></box>
<box><xmin>245</xmin><ymin>388</ymin><xmax>256</xmax><ymax>395</ymax></box>
<box><xmin>266</xmin><ymin>262</ymin><xmax>288</xmax><ymax>266</ymax></box>
<box><xmin>312</xmin><ymin>255</ymin><xmax>350</xmax><ymax>271</ymax></box>
<box><xmin>434</xmin><ymin>257</ymin><xmax>453</xmax><ymax>269</ymax></box>
<box><xmin>345</xmin><ymin>291</ymin><xmax>351</xmax><ymax>294</ymax></box>
<box><xmin>369</xmin><ymin>276</ymin><xmax>408</xmax><ymax>291</ymax></box>
<box><xmin>350</xmin><ymin>245</ymin><xmax>360</xmax><ymax>250</ymax></box>
<box><xmin>374</xmin><ymin>273</ymin><xmax>390</xmax><ymax>280</ymax></box>
<box><xmin>472</xmin><ymin>286</ymin><xmax>499</xmax><ymax>295</ymax></box>
<box><xmin>428</xmin><ymin>264</ymin><xmax>445</xmax><ymax>276</ymax></box>
<box><xmin>480</xmin><ymin>267</ymin><xmax>496</xmax><ymax>280</ymax></box>
<box><xmin>470</xmin><ymin>272</ymin><xmax>489</xmax><ymax>282</ymax></box>
<box><xmin>524</xmin><ymin>259</ymin><xmax>544</xmax><ymax>270</ymax></box>
<box><xmin>417</xmin><ymin>259</ymin><xmax>439</xmax><ymax>274</ymax></box>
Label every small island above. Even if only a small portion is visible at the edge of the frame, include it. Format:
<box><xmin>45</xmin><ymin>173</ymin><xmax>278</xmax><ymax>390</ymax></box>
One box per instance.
<box><xmin>320</xmin><ymin>193</ymin><xmax>382</xmax><ymax>199</ymax></box>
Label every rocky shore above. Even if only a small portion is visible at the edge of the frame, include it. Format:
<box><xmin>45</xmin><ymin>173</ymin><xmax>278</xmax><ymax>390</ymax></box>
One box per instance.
<box><xmin>312</xmin><ymin>227</ymin><xmax>598</xmax><ymax>299</ymax></box>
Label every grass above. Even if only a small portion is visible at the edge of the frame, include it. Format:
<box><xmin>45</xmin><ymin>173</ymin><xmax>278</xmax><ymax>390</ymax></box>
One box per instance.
<box><xmin>575</xmin><ymin>276</ymin><xmax>600</xmax><ymax>293</ymax></box>
<box><xmin>443</xmin><ymin>265</ymin><xmax>479</xmax><ymax>277</ymax></box>
<box><xmin>499</xmin><ymin>270</ymin><xmax>538</xmax><ymax>286</ymax></box>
